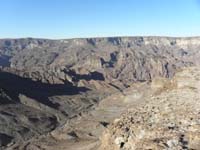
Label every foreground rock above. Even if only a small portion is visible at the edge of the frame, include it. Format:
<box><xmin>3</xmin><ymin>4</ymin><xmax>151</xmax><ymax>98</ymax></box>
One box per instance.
<box><xmin>100</xmin><ymin>67</ymin><xmax>200</xmax><ymax>150</ymax></box>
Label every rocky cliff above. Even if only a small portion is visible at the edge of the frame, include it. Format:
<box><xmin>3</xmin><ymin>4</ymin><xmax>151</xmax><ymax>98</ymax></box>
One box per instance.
<box><xmin>1</xmin><ymin>37</ymin><xmax>200</xmax><ymax>87</ymax></box>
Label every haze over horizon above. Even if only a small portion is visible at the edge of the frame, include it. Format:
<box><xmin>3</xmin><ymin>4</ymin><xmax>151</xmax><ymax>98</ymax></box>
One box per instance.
<box><xmin>1</xmin><ymin>0</ymin><xmax>200</xmax><ymax>39</ymax></box>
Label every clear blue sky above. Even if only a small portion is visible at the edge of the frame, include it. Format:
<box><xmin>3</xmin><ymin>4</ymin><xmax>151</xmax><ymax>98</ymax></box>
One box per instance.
<box><xmin>1</xmin><ymin>0</ymin><xmax>200</xmax><ymax>39</ymax></box>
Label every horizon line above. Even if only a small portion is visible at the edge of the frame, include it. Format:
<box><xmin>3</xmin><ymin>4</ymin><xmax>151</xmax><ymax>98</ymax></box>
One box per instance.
<box><xmin>1</xmin><ymin>35</ymin><xmax>200</xmax><ymax>40</ymax></box>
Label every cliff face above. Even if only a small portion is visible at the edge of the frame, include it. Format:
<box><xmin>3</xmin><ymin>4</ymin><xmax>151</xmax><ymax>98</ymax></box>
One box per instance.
<box><xmin>1</xmin><ymin>37</ymin><xmax>200</xmax><ymax>87</ymax></box>
<box><xmin>99</xmin><ymin>67</ymin><xmax>200</xmax><ymax>150</ymax></box>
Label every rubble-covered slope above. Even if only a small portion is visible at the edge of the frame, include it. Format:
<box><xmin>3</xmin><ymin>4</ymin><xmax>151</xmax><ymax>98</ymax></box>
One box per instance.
<box><xmin>99</xmin><ymin>67</ymin><xmax>200</xmax><ymax>150</ymax></box>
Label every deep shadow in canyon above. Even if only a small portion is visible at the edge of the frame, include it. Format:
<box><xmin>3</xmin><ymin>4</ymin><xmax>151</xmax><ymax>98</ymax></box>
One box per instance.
<box><xmin>0</xmin><ymin>71</ymin><xmax>90</xmax><ymax>108</ymax></box>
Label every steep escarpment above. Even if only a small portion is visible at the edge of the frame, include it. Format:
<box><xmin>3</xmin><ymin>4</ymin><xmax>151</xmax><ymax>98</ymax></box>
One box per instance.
<box><xmin>1</xmin><ymin>37</ymin><xmax>200</xmax><ymax>86</ymax></box>
<box><xmin>0</xmin><ymin>37</ymin><xmax>200</xmax><ymax>149</ymax></box>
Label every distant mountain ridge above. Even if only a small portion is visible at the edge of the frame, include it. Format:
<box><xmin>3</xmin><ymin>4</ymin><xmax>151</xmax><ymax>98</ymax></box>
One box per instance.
<box><xmin>1</xmin><ymin>36</ymin><xmax>200</xmax><ymax>86</ymax></box>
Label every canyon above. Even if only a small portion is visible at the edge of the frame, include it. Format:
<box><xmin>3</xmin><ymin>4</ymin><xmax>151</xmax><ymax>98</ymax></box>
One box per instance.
<box><xmin>0</xmin><ymin>37</ymin><xmax>200</xmax><ymax>149</ymax></box>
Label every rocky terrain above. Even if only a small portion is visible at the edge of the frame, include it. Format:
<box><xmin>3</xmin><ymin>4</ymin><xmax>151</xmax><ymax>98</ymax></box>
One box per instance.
<box><xmin>0</xmin><ymin>37</ymin><xmax>200</xmax><ymax>149</ymax></box>
<box><xmin>100</xmin><ymin>67</ymin><xmax>200</xmax><ymax>150</ymax></box>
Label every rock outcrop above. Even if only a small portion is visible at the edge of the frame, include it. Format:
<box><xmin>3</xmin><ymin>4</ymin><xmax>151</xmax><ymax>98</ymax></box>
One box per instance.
<box><xmin>99</xmin><ymin>67</ymin><xmax>200</xmax><ymax>150</ymax></box>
